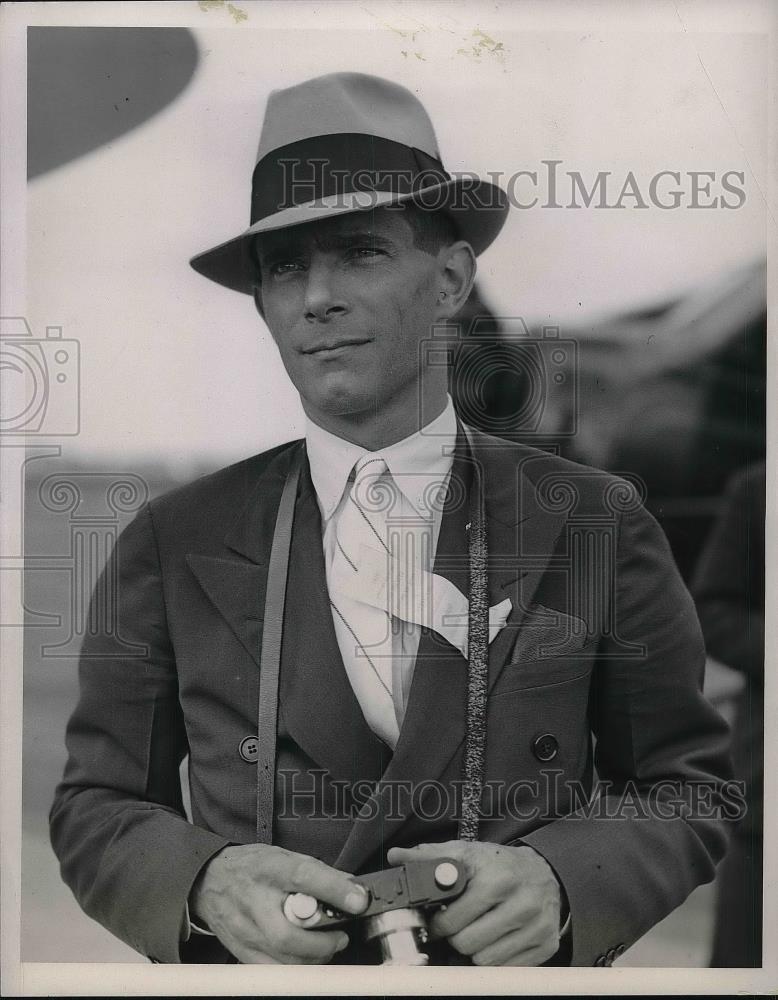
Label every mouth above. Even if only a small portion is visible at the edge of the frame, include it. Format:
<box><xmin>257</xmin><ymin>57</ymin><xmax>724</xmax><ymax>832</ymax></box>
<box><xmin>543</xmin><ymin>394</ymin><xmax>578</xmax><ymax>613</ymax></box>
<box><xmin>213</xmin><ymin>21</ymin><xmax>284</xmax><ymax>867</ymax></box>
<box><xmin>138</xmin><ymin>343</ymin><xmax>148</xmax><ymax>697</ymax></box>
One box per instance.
<box><xmin>302</xmin><ymin>338</ymin><xmax>372</xmax><ymax>356</ymax></box>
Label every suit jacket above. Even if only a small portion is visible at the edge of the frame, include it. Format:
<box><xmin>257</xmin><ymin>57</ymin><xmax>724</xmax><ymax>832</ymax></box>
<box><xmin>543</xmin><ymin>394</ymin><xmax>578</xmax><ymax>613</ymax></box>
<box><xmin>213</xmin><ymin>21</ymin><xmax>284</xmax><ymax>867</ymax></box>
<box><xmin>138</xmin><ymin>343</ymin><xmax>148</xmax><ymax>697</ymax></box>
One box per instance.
<box><xmin>692</xmin><ymin>462</ymin><xmax>765</xmax><ymax>837</ymax></box>
<box><xmin>50</xmin><ymin>428</ymin><xmax>732</xmax><ymax>966</ymax></box>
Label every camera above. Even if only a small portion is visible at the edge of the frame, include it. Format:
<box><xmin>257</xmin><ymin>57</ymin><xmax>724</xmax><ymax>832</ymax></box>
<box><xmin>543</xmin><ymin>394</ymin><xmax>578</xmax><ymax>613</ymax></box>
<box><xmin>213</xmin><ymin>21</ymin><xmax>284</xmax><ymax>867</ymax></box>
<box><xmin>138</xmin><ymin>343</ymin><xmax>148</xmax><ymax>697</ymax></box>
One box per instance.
<box><xmin>419</xmin><ymin>318</ymin><xmax>578</xmax><ymax>440</ymax></box>
<box><xmin>0</xmin><ymin>317</ymin><xmax>80</xmax><ymax>435</ymax></box>
<box><xmin>283</xmin><ymin>858</ymin><xmax>466</xmax><ymax>965</ymax></box>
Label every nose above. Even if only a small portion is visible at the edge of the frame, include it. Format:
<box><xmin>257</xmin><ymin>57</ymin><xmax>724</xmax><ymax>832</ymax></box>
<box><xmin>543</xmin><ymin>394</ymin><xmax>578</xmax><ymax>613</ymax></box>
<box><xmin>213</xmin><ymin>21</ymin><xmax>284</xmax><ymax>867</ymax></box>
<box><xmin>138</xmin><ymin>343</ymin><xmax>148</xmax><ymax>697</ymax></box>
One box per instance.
<box><xmin>303</xmin><ymin>260</ymin><xmax>348</xmax><ymax>323</ymax></box>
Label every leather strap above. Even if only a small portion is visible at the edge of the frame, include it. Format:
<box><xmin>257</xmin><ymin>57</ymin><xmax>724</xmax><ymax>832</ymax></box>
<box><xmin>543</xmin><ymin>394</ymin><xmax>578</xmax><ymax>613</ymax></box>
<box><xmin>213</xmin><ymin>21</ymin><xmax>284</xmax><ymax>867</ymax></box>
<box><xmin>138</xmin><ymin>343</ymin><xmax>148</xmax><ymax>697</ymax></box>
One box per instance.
<box><xmin>256</xmin><ymin>444</ymin><xmax>303</xmax><ymax>843</ymax></box>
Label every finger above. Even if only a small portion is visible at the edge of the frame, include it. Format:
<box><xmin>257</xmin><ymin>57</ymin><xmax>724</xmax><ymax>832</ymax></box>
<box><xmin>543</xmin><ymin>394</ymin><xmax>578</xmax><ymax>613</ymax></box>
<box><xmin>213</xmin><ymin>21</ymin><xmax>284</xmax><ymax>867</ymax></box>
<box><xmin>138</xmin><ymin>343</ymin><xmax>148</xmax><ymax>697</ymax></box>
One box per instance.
<box><xmin>250</xmin><ymin>903</ymin><xmax>351</xmax><ymax>963</ymax></box>
<box><xmin>447</xmin><ymin>900</ymin><xmax>525</xmax><ymax>956</ymax></box>
<box><xmin>232</xmin><ymin>940</ymin><xmax>345</xmax><ymax>966</ymax></box>
<box><xmin>429</xmin><ymin>857</ymin><xmax>515</xmax><ymax>939</ymax></box>
<box><xmin>471</xmin><ymin>926</ymin><xmax>559</xmax><ymax>967</ymax></box>
<box><xmin>210</xmin><ymin>911</ymin><xmax>287</xmax><ymax>964</ymax></box>
<box><xmin>276</xmin><ymin>924</ymin><xmax>351</xmax><ymax>963</ymax></box>
<box><xmin>232</xmin><ymin>951</ymin><xmax>284</xmax><ymax>965</ymax></box>
<box><xmin>430</xmin><ymin>886</ymin><xmax>496</xmax><ymax>938</ymax></box>
<box><xmin>387</xmin><ymin>842</ymin><xmax>465</xmax><ymax>867</ymax></box>
<box><xmin>230</xmin><ymin>947</ymin><xmax>282</xmax><ymax>965</ymax></box>
<box><xmin>226</xmin><ymin>906</ymin><xmax>350</xmax><ymax>964</ymax></box>
<box><xmin>286</xmin><ymin>856</ymin><xmax>369</xmax><ymax>915</ymax></box>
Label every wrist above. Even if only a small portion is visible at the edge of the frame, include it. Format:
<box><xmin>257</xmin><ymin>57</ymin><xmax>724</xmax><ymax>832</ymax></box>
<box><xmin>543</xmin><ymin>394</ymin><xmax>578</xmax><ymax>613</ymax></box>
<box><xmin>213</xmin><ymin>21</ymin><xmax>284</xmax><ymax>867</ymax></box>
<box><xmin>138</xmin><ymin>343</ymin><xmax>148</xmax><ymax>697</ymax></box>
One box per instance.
<box><xmin>189</xmin><ymin>845</ymin><xmax>231</xmax><ymax>929</ymax></box>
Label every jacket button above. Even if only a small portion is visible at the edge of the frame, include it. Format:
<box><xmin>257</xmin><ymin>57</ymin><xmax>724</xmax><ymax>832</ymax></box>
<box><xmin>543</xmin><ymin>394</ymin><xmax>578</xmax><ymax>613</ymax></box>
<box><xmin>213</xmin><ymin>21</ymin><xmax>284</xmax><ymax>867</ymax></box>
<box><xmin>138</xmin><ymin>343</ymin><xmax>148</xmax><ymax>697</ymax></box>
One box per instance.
<box><xmin>594</xmin><ymin>954</ymin><xmax>606</xmax><ymax>967</ymax></box>
<box><xmin>239</xmin><ymin>736</ymin><xmax>259</xmax><ymax>762</ymax></box>
<box><xmin>615</xmin><ymin>943</ymin><xmax>625</xmax><ymax>957</ymax></box>
<box><xmin>606</xmin><ymin>947</ymin><xmax>617</xmax><ymax>964</ymax></box>
<box><xmin>532</xmin><ymin>733</ymin><xmax>559</xmax><ymax>762</ymax></box>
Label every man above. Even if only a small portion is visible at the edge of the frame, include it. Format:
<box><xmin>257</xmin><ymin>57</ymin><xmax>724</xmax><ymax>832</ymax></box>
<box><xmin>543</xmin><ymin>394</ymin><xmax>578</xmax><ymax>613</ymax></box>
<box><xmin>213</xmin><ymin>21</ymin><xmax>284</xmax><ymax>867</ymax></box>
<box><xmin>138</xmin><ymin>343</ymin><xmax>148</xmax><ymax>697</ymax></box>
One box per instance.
<box><xmin>693</xmin><ymin>462</ymin><xmax>765</xmax><ymax>967</ymax></box>
<box><xmin>50</xmin><ymin>72</ymin><xmax>732</xmax><ymax>967</ymax></box>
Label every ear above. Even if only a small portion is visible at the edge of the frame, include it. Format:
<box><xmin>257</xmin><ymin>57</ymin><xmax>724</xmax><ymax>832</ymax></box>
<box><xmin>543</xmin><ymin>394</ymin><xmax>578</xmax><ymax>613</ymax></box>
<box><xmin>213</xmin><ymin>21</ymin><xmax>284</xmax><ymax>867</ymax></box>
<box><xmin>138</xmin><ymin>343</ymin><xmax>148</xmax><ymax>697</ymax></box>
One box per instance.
<box><xmin>434</xmin><ymin>241</ymin><xmax>477</xmax><ymax>321</ymax></box>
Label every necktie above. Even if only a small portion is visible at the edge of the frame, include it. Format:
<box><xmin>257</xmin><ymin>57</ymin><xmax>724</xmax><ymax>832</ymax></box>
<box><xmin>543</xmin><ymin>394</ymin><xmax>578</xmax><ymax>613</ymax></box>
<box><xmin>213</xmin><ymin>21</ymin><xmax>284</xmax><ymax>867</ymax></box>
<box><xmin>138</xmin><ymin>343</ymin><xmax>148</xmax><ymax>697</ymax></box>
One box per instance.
<box><xmin>330</xmin><ymin>459</ymin><xmax>512</xmax><ymax>660</ymax></box>
<box><xmin>329</xmin><ymin>456</ymin><xmax>400</xmax><ymax>746</ymax></box>
<box><xmin>328</xmin><ymin>456</ymin><xmax>513</xmax><ymax>748</ymax></box>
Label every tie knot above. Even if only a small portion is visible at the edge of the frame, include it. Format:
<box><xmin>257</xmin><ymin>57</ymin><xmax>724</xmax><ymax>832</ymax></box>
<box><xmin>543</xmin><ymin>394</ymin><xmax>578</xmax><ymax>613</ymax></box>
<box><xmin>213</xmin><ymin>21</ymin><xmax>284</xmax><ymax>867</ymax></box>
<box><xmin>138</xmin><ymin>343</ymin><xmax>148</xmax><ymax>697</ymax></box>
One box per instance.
<box><xmin>353</xmin><ymin>455</ymin><xmax>388</xmax><ymax>482</ymax></box>
<box><xmin>348</xmin><ymin>456</ymin><xmax>396</xmax><ymax>518</ymax></box>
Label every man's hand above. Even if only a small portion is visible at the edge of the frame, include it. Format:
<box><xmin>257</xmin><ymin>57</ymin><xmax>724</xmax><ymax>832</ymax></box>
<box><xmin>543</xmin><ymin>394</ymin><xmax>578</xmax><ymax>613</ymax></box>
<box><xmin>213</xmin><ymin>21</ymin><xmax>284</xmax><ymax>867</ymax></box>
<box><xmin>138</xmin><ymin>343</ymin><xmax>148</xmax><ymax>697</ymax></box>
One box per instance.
<box><xmin>387</xmin><ymin>841</ymin><xmax>563</xmax><ymax>966</ymax></box>
<box><xmin>190</xmin><ymin>844</ymin><xmax>369</xmax><ymax>964</ymax></box>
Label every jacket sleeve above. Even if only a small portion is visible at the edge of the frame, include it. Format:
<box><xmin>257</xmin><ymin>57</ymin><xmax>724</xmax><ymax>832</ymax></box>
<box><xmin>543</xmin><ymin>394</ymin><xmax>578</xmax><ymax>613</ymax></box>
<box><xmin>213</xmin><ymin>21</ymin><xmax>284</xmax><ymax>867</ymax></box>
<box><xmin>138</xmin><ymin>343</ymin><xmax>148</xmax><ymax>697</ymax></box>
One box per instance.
<box><xmin>49</xmin><ymin>503</ymin><xmax>231</xmax><ymax>963</ymax></box>
<box><xmin>516</xmin><ymin>496</ymin><xmax>734</xmax><ymax>967</ymax></box>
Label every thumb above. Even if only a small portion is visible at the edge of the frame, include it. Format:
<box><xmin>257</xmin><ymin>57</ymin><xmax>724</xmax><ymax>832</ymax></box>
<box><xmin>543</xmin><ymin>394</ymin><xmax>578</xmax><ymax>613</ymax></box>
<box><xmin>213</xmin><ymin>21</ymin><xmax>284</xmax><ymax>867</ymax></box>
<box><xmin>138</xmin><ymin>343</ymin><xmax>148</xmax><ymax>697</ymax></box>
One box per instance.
<box><xmin>387</xmin><ymin>841</ymin><xmax>466</xmax><ymax>866</ymax></box>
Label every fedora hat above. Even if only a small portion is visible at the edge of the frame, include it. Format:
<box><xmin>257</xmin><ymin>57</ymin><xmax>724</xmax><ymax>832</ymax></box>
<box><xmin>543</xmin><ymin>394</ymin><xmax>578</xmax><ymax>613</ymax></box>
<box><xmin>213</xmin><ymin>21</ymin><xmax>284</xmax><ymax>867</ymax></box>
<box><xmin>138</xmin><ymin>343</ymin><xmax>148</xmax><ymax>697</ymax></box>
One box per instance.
<box><xmin>189</xmin><ymin>72</ymin><xmax>509</xmax><ymax>294</ymax></box>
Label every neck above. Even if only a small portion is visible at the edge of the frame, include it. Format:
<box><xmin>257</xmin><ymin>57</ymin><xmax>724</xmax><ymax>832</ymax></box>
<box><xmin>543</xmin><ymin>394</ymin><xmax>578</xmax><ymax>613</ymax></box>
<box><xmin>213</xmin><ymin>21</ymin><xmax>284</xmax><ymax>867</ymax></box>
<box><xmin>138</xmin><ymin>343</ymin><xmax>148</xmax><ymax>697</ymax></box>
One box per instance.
<box><xmin>303</xmin><ymin>383</ymin><xmax>449</xmax><ymax>451</ymax></box>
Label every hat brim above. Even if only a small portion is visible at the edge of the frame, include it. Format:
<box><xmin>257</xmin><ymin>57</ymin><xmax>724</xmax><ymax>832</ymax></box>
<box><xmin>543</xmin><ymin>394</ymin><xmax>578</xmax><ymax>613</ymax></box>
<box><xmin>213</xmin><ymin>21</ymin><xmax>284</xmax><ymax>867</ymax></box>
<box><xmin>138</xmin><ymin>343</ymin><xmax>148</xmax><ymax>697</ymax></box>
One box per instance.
<box><xmin>189</xmin><ymin>179</ymin><xmax>509</xmax><ymax>295</ymax></box>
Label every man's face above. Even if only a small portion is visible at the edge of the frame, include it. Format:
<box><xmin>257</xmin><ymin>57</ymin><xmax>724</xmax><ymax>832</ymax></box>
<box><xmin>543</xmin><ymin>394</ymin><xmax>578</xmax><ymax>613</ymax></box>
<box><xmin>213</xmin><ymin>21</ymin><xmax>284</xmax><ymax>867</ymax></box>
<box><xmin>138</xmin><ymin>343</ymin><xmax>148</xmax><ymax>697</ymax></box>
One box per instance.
<box><xmin>254</xmin><ymin>209</ymin><xmax>444</xmax><ymax>423</ymax></box>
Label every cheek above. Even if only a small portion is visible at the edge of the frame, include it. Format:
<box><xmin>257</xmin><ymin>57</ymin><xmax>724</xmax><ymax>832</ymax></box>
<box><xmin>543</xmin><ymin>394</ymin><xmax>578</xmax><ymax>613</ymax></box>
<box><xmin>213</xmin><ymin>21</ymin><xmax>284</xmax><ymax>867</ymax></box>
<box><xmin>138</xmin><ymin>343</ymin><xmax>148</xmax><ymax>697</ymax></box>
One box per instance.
<box><xmin>369</xmin><ymin>270</ymin><xmax>433</xmax><ymax>326</ymax></box>
<box><xmin>262</xmin><ymin>295</ymin><xmax>293</xmax><ymax>336</ymax></box>
<box><xmin>262</xmin><ymin>302</ymin><xmax>300</xmax><ymax>362</ymax></box>
<box><xmin>390</xmin><ymin>293</ymin><xmax>436</xmax><ymax>356</ymax></box>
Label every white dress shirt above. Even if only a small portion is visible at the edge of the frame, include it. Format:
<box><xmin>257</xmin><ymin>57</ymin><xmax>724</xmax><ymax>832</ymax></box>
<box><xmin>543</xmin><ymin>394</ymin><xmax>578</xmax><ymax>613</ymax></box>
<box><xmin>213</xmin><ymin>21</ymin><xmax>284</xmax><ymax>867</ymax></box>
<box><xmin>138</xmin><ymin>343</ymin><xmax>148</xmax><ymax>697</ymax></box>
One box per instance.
<box><xmin>306</xmin><ymin>397</ymin><xmax>458</xmax><ymax>746</ymax></box>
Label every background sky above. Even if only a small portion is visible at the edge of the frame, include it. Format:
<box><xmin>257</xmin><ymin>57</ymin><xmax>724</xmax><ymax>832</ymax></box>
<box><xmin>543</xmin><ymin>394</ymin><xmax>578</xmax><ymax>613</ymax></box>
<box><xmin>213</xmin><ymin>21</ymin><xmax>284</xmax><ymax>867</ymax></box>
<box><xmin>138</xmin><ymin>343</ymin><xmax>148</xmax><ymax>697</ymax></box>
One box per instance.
<box><xmin>23</xmin><ymin>2</ymin><xmax>768</xmax><ymax>474</ymax></box>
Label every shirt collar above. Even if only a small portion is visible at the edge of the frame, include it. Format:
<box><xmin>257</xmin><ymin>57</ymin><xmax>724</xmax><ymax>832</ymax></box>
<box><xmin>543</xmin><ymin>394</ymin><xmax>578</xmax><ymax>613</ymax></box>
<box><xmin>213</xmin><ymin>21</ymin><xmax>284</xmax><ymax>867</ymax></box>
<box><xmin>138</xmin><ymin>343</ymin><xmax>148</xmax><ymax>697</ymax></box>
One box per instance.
<box><xmin>306</xmin><ymin>396</ymin><xmax>458</xmax><ymax>522</ymax></box>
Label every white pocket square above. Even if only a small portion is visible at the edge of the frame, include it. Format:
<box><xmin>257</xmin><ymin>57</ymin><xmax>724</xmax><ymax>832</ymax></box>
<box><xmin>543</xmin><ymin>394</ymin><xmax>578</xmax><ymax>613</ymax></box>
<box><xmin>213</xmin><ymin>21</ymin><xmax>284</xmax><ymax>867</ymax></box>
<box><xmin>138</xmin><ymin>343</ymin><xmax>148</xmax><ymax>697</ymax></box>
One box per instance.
<box><xmin>331</xmin><ymin>542</ymin><xmax>512</xmax><ymax>658</ymax></box>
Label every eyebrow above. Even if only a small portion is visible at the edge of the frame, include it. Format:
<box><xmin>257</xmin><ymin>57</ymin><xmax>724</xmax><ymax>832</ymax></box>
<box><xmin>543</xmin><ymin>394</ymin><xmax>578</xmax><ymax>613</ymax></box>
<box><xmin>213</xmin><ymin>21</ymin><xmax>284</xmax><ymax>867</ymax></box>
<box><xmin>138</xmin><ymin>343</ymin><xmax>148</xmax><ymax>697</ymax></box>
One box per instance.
<box><xmin>257</xmin><ymin>230</ymin><xmax>397</xmax><ymax>265</ymax></box>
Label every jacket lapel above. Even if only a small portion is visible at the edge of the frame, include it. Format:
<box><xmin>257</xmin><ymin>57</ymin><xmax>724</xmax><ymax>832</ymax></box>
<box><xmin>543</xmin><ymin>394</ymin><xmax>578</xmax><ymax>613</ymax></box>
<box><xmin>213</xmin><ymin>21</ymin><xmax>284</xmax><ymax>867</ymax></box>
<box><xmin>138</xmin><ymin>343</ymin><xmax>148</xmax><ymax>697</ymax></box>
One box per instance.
<box><xmin>184</xmin><ymin>554</ymin><xmax>269</xmax><ymax>666</ymax></box>
<box><xmin>185</xmin><ymin>445</ymin><xmax>292</xmax><ymax>666</ymax></box>
<box><xmin>187</xmin><ymin>444</ymin><xmax>388</xmax><ymax>789</ymax></box>
<box><xmin>479</xmin><ymin>436</ymin><xmax>574</xmax><ymax>692</ymax></box>
<box><xmin>335</xmin><ymin>429</ymin><xmax>568</xmax><ymax>871</ymax></box>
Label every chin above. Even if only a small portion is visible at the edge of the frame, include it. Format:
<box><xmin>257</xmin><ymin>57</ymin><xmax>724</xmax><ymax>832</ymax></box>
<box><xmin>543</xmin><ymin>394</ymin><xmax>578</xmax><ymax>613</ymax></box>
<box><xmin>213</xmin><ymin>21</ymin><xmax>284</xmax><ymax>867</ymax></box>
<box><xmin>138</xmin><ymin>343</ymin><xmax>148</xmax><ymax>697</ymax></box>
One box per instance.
<box><xmin>315</xmin><ymin>390</ymin><xmax>380</xmax><ymax>418</ymax></box>
<box><xmin>304</xmin><ymin>374</ymin><xmax>384</xmax><ymax>417</ymax></box>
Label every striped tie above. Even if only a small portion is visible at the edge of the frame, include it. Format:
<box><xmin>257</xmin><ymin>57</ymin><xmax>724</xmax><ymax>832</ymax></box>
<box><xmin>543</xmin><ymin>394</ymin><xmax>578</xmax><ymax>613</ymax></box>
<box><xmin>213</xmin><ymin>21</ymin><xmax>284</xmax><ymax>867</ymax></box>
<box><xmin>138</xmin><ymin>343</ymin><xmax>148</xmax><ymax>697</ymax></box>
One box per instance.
<box><xmin>328</xmin><ymin>456</ymin><xmax>513</xmax><ymax>747</ymax></box>
<box><xmin>329</xmin><ymin>456</ymin><xmax>399</xmax><ymax>746</ymax></box>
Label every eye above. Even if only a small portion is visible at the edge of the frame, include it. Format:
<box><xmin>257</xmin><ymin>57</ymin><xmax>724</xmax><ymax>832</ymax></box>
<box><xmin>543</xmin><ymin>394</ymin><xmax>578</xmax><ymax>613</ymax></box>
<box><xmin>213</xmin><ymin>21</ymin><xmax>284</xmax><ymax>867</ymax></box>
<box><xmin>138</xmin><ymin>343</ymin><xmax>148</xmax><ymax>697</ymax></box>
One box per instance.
<box><xmin>267</xmin><ymin>259</ymin><xmax>306</xmax><ymax>277</ymax></box>
<box><xmin>348</xmin><ymin>245</ymin><xmax>386</xmax><ymax>261</ymax></box>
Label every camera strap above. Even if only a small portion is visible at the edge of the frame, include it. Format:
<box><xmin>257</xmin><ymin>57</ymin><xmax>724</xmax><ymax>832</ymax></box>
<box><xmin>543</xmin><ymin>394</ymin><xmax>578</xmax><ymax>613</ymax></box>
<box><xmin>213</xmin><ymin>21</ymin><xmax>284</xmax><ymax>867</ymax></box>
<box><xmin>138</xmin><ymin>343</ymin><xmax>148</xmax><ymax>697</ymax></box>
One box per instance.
<box><xmin>255</xmin><ymin>431</ymin><xmax>489</xmax><ymax>845</ymax></box>
<box><xmin>458</xmin><ymin>432</ymin><xmax>489</xmax><ymax>843</ymax></box>
<box><xmin>256</xmin><ymin>442</ymin><xmax>304</xmax><ymax>843</ymax></box>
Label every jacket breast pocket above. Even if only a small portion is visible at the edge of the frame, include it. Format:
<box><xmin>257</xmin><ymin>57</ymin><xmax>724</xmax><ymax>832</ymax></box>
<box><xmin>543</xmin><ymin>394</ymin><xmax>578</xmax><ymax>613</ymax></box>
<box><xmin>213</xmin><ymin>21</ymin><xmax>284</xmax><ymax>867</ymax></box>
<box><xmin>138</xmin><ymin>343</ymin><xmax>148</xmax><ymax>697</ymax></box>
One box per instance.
<box><xmin>491</xmin><ymin>604</ymin><xmax>597</xmax><ymax>696</ymax></box>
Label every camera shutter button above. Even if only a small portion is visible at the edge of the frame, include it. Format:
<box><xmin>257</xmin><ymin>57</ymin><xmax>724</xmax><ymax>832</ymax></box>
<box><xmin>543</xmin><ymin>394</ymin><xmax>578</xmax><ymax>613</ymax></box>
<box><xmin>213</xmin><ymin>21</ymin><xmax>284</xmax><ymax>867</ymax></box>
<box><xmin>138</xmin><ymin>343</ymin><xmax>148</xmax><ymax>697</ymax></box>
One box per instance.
<box><xmin>285</xmin><ymin>893</ymin><xmax>318</xmax><ymax>922</ymax></box>
<box><xmin>434</xmin><ymin>862</ymin><xmax>459</xmax><ymax>889</ymax></box>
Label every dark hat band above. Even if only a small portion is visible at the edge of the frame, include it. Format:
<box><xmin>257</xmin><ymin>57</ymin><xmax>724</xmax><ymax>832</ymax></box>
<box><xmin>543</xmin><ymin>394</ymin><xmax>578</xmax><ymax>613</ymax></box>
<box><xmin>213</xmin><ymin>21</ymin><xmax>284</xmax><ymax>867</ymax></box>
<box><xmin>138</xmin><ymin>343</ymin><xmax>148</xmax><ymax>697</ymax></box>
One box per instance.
<box><xmin>250</xmin><ymin>132</ymin><xmax>450</xmax><ymax>224</ymax></box>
